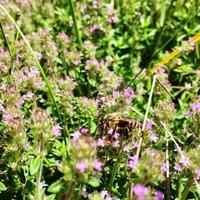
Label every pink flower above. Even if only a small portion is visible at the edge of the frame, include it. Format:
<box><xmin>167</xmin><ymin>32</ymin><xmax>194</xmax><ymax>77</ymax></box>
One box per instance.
<box><xmin>191</xmin><ymin>103</ymin><xmax>200</xmax><ymax>112</ymax></box>
<box><xmin>93</xmin><ymin>161</ymin><xmax>103</xmax><ymax>171</ymax></box>
<box><xmin>146</xmin><ymin>120</ymin><xmax>153</xmax><ymax>129</ymax></box>
<box><xmin>128</xmin><ymin>156</ymin><xmax>137</xmax><ymax>170</ymax></box>
<box><xmin>161</xmin><ymin>163</ymin><xmax>167</xmax><ymax>172</ymax></box>
<box><xmin>80</xmin><ymin>128</ymin><xmax>88</xmax><ymax>134</ymax></box>
<box><xmin>195</xmin><ymin>168</ymin><xmax>200</xmax><ymax>180</ymax></box>
<box><xmin>154</xmin><ymin>191</ymin><xmax>164</xmax><ymax>200</ymax></box>
<box><xmin>174</xmin><ymin>163</ymin><xmax>182</xmax><ymax>172</ymax></box>
<box><xmin>97</xmin><ymin>138</ymin><xmax>106</xmax><ymax>147</ymax></box>
<box><xmin>0</xmin><ymin>104</ymin><xmax>5</xmax><ymax>112</ymax></box>
<box><xmin>53</xmin><ymin>124</ymin><xmax>62</xmax><ymax>136</ymax></box>
<box><xmin>179</xmin><ymin>156</ymin><xmax>190</xmax><ymax>167</ymax></box>
<box><xmin>112</xmin><ymin>141</ymin><xmax>120</xmax><ymax>148</ymax></box>
<box><xmin>23</xmin><ymin>143</ymin><xmax>30</xmax><ymax>149</ymax></box>
<box><xmin>132</xmin><ymin>184</ymin><xmax>149</xmax><ymax>200</ymax></box>
<box><xmin>76</xmin><ymin>161</ymin><xmax>88</xmax><ymax>173</ymax></box>
<box><xmin>123</xmin><ymin>145</ymin><xmax>131</xmax><ymax>152</ymax></box>
<box><xmin>196</xmin><ymin>70</ymin><xmax>200</xmax><ymax>75</ymax></box>
<box><xmin>71</xmin><ymin>131</ymin><xmax>81</xmax><ymax>142</ymax></box>
<box><xmin>124</xmin><ymin>87</ymin><xmax>135</xmax><ymax>98</ymax></box>
<box><xmin>150</xmin><ymin>134</ymin><xmax>158</xmax><ymax>143</ymax></box>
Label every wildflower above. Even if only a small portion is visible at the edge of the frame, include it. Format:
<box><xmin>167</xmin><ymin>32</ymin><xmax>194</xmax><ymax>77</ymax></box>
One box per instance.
<box><xmin>185</xmin><ymin>83</ymin><xmax>192</xmax><ymax>89</ymax></box>
<box><xmin>23</xmin><ymin>143</ymin><xmax>30</xmax><ymax>149</ymax></box>
<box><xmin>112</xmin><ymin>141</ymin><xmax>120</xmax><ymax>148</ymax></box>
<box><xmin>128</xmin><ymin>156</ymin><xmax>137</xmax><ymax>170</ymax></box>
<box><xmin>124</xmin><ymin>87</ymin><xmax>135</xmax><ymax>98</ymax></box>
<box><xmin>93</xmin><ymin>161</ymin><xmax>103</xmax><ymax>171</ymax></box>
<box><xmin>146</xmin><ymin>120</ymin><xmax>153</xmax><ymax>130</ymax></box>
<box><xmin>191</xmin><ymin>103</ymin><xmax>200</xmax><ymax>112</ymax></box>
<box><xmin>154</xmin><ymin>191</ymin><xmax>164</xmax><ymax>200</ymax></box>
<box><xmin>195</xmin><ymin>168</ymin><xmax>200</xmax><ymax>180</ymax></box>
<box><xmin>71</xmin><ymin>131</ymin><xmax>81</xmax><ymax>143</ymax></box>
<box><xmin>123</xmin><ymin>145</ymin><xmax>131</xmax><ymax>153</ymax></box>
<box><xmin>80</xmin><ymin>128</ymin><xmax>89</xmax><ymax>134</ymax></box>
<box><xmin>150</xmin><ymin>134</ymin><xmax>158</xmax><ymax>143</ymax></box>
<box><xmin>97</xmin><ymin>138</ymin><xmax>106</xmax><ymax>147</ymax></box>
<box><xmin>196</xmin><ymin>70</ymin><xmax>200</xmax><ymax>75</ymax></box>
<box><xmin>188</xmin><ymin>37</ymin><xmax>195</xmax><ymax>50</ymax></box>
<box><xmin>161</xmin><ymin>163</ymin><xmax>167</xmax><ymax>172</ymax></box>
<box><xmin>76</xmin><ymin>160</ymin><xmax>88</xmax><ymax>173</ymax></box>
<box><xmin>185</xmin><ymin>110</ymin><xmax>192</xmax><ymax>117</ymax></box>
<box><xmin>100</xmin><ymin>190</ymin><xmax>108</xmax><ymax>198</ymax></box>
<box><xmin>179</xmin><ymin>156</ymin><xmax>190</xmax><ymax>167</ymax></box>
<box><xmin>132</xmin><ymin>184</ymin><xmax>149</xmax><ymax>200</ymax></box>
<box><xmin>53</xmin><ymin>124</ymin><xmax>62</xmax><ymax>136</ymax></box>
<box><xmin>0</xmin><ymin>104</ymin><xmax>5</xmax><ymax>112</ymax></box>
<box><xmin>174</xmin><ymin>163</ymin><xmax>182</xmax><ymax>172</ymax></box>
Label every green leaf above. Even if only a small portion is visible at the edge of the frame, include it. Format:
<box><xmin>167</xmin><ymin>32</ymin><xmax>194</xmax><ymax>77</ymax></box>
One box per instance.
<box><xmin>47</xmin><ymin>179</ymin><xmax>65</xmax><ymax>193</ymax></box>
<box><xmin>30</xmin><ymin>156</ymin><xmax>41</xmax><ymax>176</ymax></box>
<box><xmin>0</xmin><ymin>182</ymin><xmax>6</xmax><ymax>191</ymax></box>
<box><xmin>47</xmin><ymin>194</ymin><xmax>56</xmax><ymax>200</ymax></box>
<box><xmin>88</xmin><ymin>177</ymin><xmax>100</xmax><ymax>188</ymax></box>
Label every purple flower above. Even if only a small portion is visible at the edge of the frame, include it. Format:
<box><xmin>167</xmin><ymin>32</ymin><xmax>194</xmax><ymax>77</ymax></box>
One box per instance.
<box><xmin>174</xmin><ymin>163</ymin><xmax>182</xmax><ymax>172</ymax></box>
<box><xmin>53</xmin><ymin>124</ymin><xmax>62</xmax><ymax>136</ymax></box>
<box><xmin>124</xmin><ymin>87</ymin><xmax>135</xmax><ymax>98</ymax></box>
<box><xmin>191</xmin><ymin>103</ymin><xmax>200</xmax><ymax>112</ymax></box>
<box><xmin>146</xmin><ymin>120</ymin><xmax>153</xmax><ymax>129</ymax></box>
<box><xmin>93</xmin><ymin>161</ymin><xmax>103</xmax><ymax>171</ymax></box>
<box><xmin>80</xmin><ymin>128</ymin><xmax>88</xmax><ymax>134</ymax></box>
<box><xmin>161</xmin><ymin>163</ymin><xmax>167</xmax><ymax>172</ymax></box>
<box><xmin>132</xmin><ymin>184</ymin><xmax>149</xmax><ymax>200</ymax></box>
<box><xmin>23</xmin><ymin>143</ymin><xmax>30</xmax><ymax>149</ymax></box>
<box><xmin>185</xmin><ymin>110</ymin><xmax>192</xmax><ymax>117</ymax></box>
<box><xmin>100</xmin><ymin>190</ymin><xmax>108</xmax><ymax>198</ymax></box>
<box><xmin>112</xmin><ymin>141</ymin><xmax>120</xmax><ymax>148</ymax></box>
<box><xmin>97</xmin><ymin>138</ymin><xmax>106</xmax><ymax>147</ymax></box>
<box><xmin>123</xmin><ymin>145</ymin><xmax>131</xmax><ymax>152</ymax></box>
<box><xmin>127</xmin><ymin>156</ymin><xmax>137</xmax><ymax>170</ymax></box>
<box><xmin>150</xmin><ymin>134</ymin><xmax>158</xmax><ymax>143</ymax></box>
<box><xmin>179</xmin><ymin>156</ymin><xmax>190</xmax><ymax>167</ymax></box>
<box><xmin>0</xmin><ymin>104</ymin><xmax>5</xmax><ymax>112</ymax></box>
<box><xmin>195</xmin><ymin>168</ymin><xmax>200</xmax><ymax>180</ymax></box>
<box><xmin>76</xmin><ymin>160</ymin><xmax>88</xmax><ymax>173</ymax></box>
<box><xmin>154</xmin><ymin>191</ymin><xmax>164</xmax><ymax>200</ymax></box>
<box><xmin>71</xmin><ymin>131</ymin><xmax>81</xmax><ymax>143</ymax></box>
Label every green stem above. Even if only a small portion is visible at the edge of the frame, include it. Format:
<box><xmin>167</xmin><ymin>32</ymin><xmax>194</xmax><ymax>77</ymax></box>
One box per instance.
<box><xmin>0</xmin><ymin>23</ymin><xmax>12</xmax><ymax>57</ymax></box>
<box><xmin>36</xmin><ymin>158</ymin><xmax>43</xmax><ymax>200</ymax></box>
<box><xmin>68</xmin><ymin>0</ymin><xmax>82</xmax><ymax>50</ymax></box>
<box><xmin>0</xmin><ymin>4</ymin><xmax>70</xmax><ymax>142</ymax></box>
<box><xmin>108</xmin><ymin>145</ymin><xmax>123</xmax><ymax>191</ymax></box>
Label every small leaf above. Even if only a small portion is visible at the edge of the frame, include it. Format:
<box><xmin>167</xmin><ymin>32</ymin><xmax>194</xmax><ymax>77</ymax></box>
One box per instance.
<box><xmin>47</xmin><ymin>194</ymin><xmax>56</xmax><ymax>200</ymax></box>
<box><xmin>30</xmin><ymin>156</ymin><xmax>41</xmax><ymax>176</ymax></box>
<box><xmin>88</xmin><ymin>177</ymin><xmax>100</xmax><ymax>188</ymax></box>
<box><xmin>47</xmin><ymin>179</ymin><xmax>65</xmax><ymax>193</ymax></box>
<box><xmin>0</xmin><ymin>182</ymin><xmax>6</xmax><ymax>191</ymax></box>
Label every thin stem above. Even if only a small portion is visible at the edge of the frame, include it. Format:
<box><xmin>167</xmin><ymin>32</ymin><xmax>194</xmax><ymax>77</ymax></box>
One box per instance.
<box><xmin>156</xmin><ymin>78</ymin><xmax>175</xmax><ymax>99</ymax></box>
<box><xmin>36</xmin><ymin>158</ymin><xmax>43</xmax><ymax>200</ymax></box>
<box><xmin>136</xmin><ymin>75</ymin><xmax>157</xmax><ymax>159</ymax></box>
<box><xmin>160</xmin><ymin>121</ymin><xmax>184</xmax><ymax>158</ymax></box>
<box><xmin>68</xmin><ymin>0</ymin><xmax>82</xmax><ymax>50</ymax></box>
<box><xmin>0</xmin><ymin>4</ymin><xmax>70</xmax><ymax>143</ymax></box>
<box><xmin>166</xmin><ymin>139</ymin><xmax>171</xmax><ymax>200</ymax></box>
<box><xmin>129</xmin><ymin>75</ymin><xmax>157</xmax><ymax>200</ymax></box>
<box><xmin>108</xmin><ymin>144</ymin><xmax>123</xmax><ymax>191</ymax></box>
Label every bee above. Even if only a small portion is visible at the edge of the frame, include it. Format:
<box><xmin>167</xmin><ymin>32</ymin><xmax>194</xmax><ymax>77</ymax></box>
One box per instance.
<box><xmin>102</xmin><ymin>112</ymin><xmax>141</xmax><ymax>138</ymax></box>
